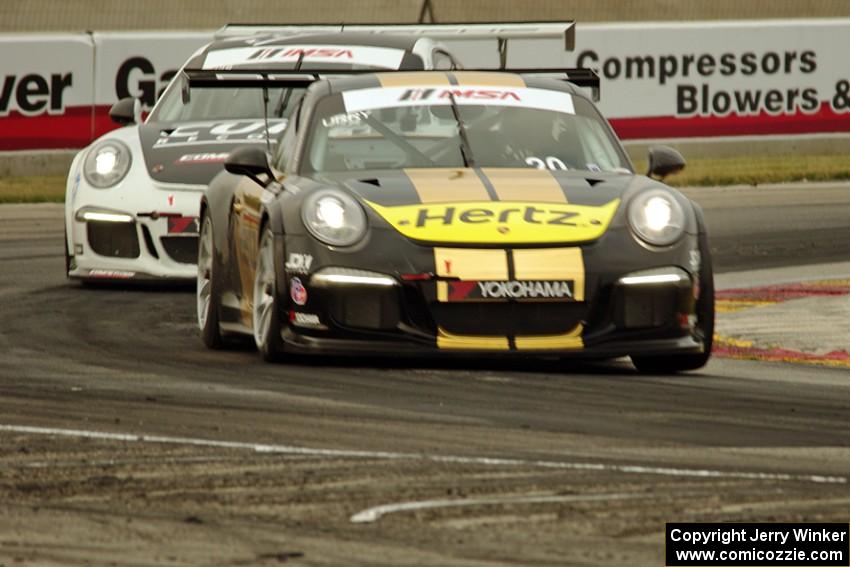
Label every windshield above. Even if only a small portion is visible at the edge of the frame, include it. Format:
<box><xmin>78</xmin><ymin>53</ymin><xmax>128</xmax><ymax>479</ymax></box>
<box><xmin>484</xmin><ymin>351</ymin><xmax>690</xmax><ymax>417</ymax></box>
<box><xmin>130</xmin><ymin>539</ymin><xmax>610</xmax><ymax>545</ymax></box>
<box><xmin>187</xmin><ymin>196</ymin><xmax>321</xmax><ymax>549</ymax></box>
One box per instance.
<box><xmin>149</xmin><ymin>86</ymin><xmax>304</xmax><ymax>122</ymax></box>
<box><xmin>149</xmin><ymin>55</ymin><xmax>401</xmax><ymax>123</ymax></box>
<box><xmin>303</xmin><ymin>85</ymin><xmax>631</xmax><ymax>174</ymax></box>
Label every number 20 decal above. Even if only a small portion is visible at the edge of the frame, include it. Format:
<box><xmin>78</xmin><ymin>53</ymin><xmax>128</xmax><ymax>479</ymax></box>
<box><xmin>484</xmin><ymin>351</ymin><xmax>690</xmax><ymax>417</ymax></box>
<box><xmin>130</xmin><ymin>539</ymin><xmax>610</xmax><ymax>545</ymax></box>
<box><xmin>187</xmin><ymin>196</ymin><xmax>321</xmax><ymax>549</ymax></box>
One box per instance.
<box><xmin>525</xmin><ymin>156</ymin><xmax>569</xmax><ymax>170</ymax></box>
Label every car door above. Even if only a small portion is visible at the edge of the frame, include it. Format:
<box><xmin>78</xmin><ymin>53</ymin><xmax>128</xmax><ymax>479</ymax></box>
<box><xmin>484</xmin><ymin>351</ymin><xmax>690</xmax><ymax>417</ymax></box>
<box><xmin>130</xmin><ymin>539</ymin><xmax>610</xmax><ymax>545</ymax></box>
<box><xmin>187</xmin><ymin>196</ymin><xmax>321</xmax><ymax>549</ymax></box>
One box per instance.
<box><xmin>232</xmin><ymin>103</ymin><xmax>300</xmax><ymax>325</ymax></box>
<box><xmin>231</xmin><ymin>171</ymin><xmax>266</xmax><ymax>323</ymax></box>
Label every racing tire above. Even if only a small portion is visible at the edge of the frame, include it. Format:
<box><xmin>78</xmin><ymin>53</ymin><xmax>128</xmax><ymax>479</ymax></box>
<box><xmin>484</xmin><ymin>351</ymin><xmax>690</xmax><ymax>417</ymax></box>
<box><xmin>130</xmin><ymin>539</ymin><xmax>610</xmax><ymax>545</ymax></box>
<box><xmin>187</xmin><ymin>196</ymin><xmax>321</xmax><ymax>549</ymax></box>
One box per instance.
<box><xmin>252</xmin><ymin>225</ymin><xmax>286</xmax><ymax>362</ymax></box>
<box><xmin>631</xmin><ymin>232</ymin><xmax>715</xmax><ymax>374</ymax></box>
<box><xmin>197</xmin><ymin>212</ymin><xmax>226</xmax><ymax>349</ymax></box>
<box><xmin>63</xmin><ymin>222</ymin><xmax>71</xmax><ymax>278</ymax></box>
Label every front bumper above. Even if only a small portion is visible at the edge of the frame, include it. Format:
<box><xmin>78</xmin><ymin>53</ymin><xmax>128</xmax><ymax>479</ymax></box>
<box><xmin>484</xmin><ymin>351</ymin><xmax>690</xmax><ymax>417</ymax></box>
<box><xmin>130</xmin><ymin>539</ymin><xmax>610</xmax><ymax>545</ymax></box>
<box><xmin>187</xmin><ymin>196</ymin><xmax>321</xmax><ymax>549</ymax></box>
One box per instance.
<box><xmin>67</xmin><ymin>198</ymin><xmax>202</xmax><ymax>282</ymax></box>
<box><xmin>281</xmin><ymin>330</ymin><xmax>703</xmax><ymax>359</ymax></box>
<box><xmin>273</xmin><ymin>228</ymin><xmax>705</xmax><ymax>358</ymax></box>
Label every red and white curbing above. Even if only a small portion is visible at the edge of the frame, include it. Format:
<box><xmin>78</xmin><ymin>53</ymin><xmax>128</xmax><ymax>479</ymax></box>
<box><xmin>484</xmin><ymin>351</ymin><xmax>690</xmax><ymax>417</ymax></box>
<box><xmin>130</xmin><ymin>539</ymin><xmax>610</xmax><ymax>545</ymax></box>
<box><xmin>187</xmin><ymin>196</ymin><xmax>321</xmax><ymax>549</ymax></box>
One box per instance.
<box><xmin>714</xmin><ymin>279</ymin><xmax>850</xmax><ymax>368</ymax></box>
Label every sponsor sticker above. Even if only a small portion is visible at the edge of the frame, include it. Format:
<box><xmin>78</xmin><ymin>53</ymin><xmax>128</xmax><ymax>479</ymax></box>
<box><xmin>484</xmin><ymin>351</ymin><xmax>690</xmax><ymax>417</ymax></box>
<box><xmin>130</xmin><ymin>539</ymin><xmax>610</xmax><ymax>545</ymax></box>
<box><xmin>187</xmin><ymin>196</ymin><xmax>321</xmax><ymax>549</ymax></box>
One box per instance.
<box><xmin>343</xmin><ymin>86</ymin><xmax>575</xmax><ymax>115</ymax></box>
<box><xmin>365</xmin><ymin>199</ymin><xmax>620</xmax><ymax>244</ymax></box>
<box><xmin>447</xmin><ymin>280</ymin><xmax>575</xmax><ymax>302</ymax></box>
<box><xmin>291</xmin><ymin>312</ymin><xmax>324</xmax><ymax>328</ymax></box>
<box><xmin>285</xmin><ymin>253</ymin><xmax>313</xmax><ymax>274</ymax></box>
<box><xmin>290</xmin><ymin>277</ymin><xmax>308</xmax><ymax>306</ymax></box>
<box><xmin>174</xmin><ymin>152</ymin><xmax>230</xmax><ymax>164</ymax></box>
<box><xmin>322</xmin><ymin>111</ymin><xmax>370</xmax><ymax>128</ymax></box>
<box><xmin>689</xmin><ymin>249</ymin><xmax>701</xmax><ymax>272</ymax></box>
<box><xmin>167</xmin><ymin>216</ymin><xmax>199</xmax><ymax>234</ymax></box>
<box><xmin>202</xmin><ymin>45</ymin><xmax>405</xmax><ymax>70</ymax></box>
<box><xmin>153</xmin><ymin>120</ymin><xmax>287</xmax><ymax>147</ymax></box>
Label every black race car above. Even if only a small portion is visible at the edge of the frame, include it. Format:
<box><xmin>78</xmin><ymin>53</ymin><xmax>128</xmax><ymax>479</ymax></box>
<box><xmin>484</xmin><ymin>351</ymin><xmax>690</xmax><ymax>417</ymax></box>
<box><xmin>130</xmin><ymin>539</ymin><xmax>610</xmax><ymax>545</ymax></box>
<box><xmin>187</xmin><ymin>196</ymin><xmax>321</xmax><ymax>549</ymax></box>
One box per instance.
<box><xmin>195</xmin><ymin>69</ymin><xmax>714</xmax><ymax>373</ymax></box>
<box><xmin>67</xmin><ymin>21</ymin><xmax>575</xmax><ymax>282</ymax></box>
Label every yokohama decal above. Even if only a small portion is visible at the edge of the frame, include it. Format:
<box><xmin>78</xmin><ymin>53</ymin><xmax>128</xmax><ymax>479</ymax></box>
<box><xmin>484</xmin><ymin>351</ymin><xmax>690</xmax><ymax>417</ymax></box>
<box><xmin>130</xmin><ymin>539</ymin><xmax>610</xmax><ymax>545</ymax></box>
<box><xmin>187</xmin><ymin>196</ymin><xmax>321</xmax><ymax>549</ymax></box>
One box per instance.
<box><xmin>447</xmin><ymin>280</ymin><xmax>575</xmax><ymax>301</ymax></box>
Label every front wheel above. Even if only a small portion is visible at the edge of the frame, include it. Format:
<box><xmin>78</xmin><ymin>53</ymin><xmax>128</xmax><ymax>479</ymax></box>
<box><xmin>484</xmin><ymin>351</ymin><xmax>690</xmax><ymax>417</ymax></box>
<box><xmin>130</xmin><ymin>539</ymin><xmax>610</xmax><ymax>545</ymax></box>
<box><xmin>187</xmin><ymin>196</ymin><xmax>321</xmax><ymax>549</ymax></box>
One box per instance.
<box><xmin>252</xmin><ymin>226</ymin><xmax>285</xmax><ymax>362</ymax></box>
<box><xmin>631</xmin><ymin>234</ymin><xmax>715</xmax><ymax>374</ymax></box>
<box><xmin>197</xmin><ymin>213</ymin><xmax>226</xmax><ymax>349</ymax></box>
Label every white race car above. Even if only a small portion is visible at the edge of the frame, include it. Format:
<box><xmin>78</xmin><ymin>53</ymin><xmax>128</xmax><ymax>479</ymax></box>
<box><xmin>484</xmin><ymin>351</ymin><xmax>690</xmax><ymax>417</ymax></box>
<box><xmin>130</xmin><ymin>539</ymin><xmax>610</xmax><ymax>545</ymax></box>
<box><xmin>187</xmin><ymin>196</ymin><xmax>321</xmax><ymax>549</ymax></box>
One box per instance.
<box><xmin>64</xmin><ymin>23</ymin><xmax>575</xmax><ymax>282</ymax></box>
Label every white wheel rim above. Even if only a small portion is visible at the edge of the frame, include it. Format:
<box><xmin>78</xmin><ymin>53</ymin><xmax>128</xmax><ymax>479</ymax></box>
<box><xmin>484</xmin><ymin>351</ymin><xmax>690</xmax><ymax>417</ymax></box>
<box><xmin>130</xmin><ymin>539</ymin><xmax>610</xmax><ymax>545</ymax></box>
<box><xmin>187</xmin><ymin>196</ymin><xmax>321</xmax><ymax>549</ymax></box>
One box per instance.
<box><xmin>253</xmin><ymin>232</ymin><xmax>276</xmax><ymax>349</ymax></box>
<box><xmin>196</xmin><ymin>218</ymin><xmax>213</xmax><ymax>331</ymax></box>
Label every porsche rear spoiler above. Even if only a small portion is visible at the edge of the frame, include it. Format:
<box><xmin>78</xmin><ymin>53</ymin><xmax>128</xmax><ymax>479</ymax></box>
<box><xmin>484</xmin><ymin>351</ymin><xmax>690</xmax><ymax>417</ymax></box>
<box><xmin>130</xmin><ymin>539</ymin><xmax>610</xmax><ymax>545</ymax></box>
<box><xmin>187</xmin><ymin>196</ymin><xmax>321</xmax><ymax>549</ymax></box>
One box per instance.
<box><xmin>213</xmin><ymin>21</ymin><xmax>576</xmax><ymax>51</ymax></box>
<box><xmin>182</xmin><ymin>67</ymin><xmax>601</xmax><ymax>100</ymax></box>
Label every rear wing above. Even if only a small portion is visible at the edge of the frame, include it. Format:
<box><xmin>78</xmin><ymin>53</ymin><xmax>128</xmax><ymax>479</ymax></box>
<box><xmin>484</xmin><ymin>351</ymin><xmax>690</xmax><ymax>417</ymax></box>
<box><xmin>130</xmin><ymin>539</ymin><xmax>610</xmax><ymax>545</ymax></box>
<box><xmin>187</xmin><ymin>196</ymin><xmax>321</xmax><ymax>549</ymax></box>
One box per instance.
<box><xmin>214</xmin><ymin>21</ymin><xmax>575</xmax><ymax>51</ymax></box>
<box><xmin>182</xmin><ymin>67</ymin><xmax>600</xmax><ymax>100</ymax></box>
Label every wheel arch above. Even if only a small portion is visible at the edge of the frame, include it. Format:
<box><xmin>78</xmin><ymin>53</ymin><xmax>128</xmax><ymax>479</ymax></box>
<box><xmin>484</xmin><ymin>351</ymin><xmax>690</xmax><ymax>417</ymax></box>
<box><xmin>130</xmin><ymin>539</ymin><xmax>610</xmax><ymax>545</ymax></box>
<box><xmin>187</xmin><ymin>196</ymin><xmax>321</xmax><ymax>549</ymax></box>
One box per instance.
<box><xmin>259</xmin><ymin>204</ymin><xmax>290</xmax><ymax>314</ymax></box>
<box><xmin>203</xmin><ymin>171</ymin><xmax>240</xmax><ymax>265</ymax></box>
<box><xmin>690</xmin><ymin>198</ymin><xmax>708</xmax><ymax>235</ymax></box>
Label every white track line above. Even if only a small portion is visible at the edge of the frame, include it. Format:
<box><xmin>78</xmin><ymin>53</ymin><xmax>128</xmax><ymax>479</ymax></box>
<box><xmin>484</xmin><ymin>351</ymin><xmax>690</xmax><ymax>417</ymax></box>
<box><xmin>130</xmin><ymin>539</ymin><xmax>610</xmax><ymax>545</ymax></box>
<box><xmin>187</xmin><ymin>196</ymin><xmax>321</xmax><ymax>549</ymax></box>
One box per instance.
<box><xmin>0</xmin><ymin>424</ymin><xmax>845</xmax><ymax>485</ymax></box>
<box><xmin>350</xmin><ymin>492</ymin><xmax>646</xmax><ymax>523</ymax></box>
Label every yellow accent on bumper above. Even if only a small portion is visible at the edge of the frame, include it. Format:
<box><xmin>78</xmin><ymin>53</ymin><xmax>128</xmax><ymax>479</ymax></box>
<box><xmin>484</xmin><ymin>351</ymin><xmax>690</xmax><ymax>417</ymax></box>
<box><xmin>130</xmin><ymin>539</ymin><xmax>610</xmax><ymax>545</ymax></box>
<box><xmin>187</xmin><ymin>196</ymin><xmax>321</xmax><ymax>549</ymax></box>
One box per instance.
<box><xmin>514</xmin><ymin>325</ymin><xmax>584</xmax><ymax>350</ymax></box>
<box><xmin>436</xmin><ymin>328</ymin><xmax>510</xmax><ymax>350</ymax></box>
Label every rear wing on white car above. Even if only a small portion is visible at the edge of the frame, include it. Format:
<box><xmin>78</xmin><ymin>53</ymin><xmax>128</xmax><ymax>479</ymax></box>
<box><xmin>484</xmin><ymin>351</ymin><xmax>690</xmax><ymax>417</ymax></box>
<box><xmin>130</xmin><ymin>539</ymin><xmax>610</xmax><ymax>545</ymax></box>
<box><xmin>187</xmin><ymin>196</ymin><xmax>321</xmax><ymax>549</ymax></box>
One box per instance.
<box><xmin>182</xmin><ymin>67</ymin><xmax>601</xmax><ymax>100</ymax></box>
<box><xmin>214</xmin><ymin>21</ymin><xmax>576</xmax><ymax>51</ymax></box>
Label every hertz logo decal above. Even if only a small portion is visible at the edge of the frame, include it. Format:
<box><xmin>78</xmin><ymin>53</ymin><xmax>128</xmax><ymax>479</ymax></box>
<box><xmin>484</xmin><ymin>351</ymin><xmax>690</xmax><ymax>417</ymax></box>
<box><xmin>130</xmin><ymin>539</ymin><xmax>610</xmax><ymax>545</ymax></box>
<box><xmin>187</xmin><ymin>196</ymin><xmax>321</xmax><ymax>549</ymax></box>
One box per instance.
<box><xmin>365</xmin><ymin>200</ymin><xmax>620</xmax><ymax>244</ymax></box>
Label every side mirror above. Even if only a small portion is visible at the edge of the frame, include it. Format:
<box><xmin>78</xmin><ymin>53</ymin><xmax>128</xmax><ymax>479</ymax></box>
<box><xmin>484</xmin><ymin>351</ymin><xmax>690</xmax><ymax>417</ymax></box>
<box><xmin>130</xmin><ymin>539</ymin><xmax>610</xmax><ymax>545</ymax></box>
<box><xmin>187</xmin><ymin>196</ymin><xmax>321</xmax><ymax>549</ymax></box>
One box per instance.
<box><xmin>109</xmin><ymin>97</ymin><xmax>141</xmax><ymax>125</ymax></box>
<box><xmin>647</xmin><ymin>146</ymin><xmax>686</xmax><ymax>180</ymax></box>
<box><xmin>224</xmin><ymin>146</ymin><xmax>273</xmax><ymax>187</ymax></box>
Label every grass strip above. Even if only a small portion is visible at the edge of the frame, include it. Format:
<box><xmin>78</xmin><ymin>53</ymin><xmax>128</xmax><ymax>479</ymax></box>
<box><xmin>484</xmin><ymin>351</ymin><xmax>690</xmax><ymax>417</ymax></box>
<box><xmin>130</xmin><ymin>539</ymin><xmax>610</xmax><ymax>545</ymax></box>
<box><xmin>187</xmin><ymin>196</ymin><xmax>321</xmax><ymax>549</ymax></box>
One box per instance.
<box><xmin>1</xmin><ymin>154</ymin><xmax>849</xmax><ymax>204</ymax></box>
<box><xmin>0</xmin><ymin>175</ymin><xmax>66</xmax><ymax>204</ymax></box>
<box><xmin>633</xmin><ymin>154</ymin><xmax>850</xmax><ymax>187</ymax></box>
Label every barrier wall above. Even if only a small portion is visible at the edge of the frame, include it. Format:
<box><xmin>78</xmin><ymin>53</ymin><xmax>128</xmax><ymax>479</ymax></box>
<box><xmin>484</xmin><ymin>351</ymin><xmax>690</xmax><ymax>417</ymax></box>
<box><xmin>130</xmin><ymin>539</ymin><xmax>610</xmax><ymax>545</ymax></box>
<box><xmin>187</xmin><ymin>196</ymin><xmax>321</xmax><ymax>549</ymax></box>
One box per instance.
<box><xmin>0</xmin><ymin>34</ymin><xmax>96</xmax><ymax>150</ymax></box>
<box><xmin>0</xmin><ymin>31</ymin><xmax>209</xmax><ymax>151</ymax></box>
<box><xmin>1</xmin><ymin>20</ymin><xmax>849</xmax><ymax>151</ymax></box>
<box><xmin>567</xmin><ymin>20</ymin><xmax>850</xmax><ymax>139</ymax></box>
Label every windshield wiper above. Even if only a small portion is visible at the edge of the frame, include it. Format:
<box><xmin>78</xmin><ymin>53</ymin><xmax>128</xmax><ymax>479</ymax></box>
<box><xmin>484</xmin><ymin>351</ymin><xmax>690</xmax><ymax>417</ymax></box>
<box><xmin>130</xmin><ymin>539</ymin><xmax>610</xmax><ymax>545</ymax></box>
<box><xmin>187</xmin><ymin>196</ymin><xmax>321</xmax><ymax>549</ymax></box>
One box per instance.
<box><xmin>273</xmin><ymin>53</ymin><xmax>304</xmax><ymax>117</ymax></box>
<box><xmin>447</xmin><ymin>93</ymin><xmax>475</xmax><ymax>168</ymax></box>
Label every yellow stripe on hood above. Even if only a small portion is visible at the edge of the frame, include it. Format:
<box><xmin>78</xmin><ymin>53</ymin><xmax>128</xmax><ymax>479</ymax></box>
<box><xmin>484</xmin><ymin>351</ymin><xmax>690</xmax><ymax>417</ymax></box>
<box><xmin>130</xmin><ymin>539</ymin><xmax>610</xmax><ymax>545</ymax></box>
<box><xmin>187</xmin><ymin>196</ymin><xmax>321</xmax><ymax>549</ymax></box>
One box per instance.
<box><xmin>483</xmin><ymin>168</ymin><xmax>567</xmax><ymax>203</ymax></box>
<box><xmin>404</xmin><ymin>168</ymin><xmax>491</xmax><ymax>203</ymax></box>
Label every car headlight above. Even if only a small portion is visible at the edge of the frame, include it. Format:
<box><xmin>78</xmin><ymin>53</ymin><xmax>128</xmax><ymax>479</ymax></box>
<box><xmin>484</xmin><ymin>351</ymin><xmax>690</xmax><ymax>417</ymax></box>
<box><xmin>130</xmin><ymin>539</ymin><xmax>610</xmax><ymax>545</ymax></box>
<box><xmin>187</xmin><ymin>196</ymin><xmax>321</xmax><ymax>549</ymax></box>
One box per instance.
<box><xmin>627</xmin><ymin>189</ymin><xmax>685</xmax><ymax>246</ymax></box>
<box><xmin>301</xmin><ymin>189</ymin><xmax>367</xmax><ymax>247</ymax></box>
<box><xmin>83</xmin><ymin>140</ymin><xmax>132</xmax><ymax>188</ymax></box>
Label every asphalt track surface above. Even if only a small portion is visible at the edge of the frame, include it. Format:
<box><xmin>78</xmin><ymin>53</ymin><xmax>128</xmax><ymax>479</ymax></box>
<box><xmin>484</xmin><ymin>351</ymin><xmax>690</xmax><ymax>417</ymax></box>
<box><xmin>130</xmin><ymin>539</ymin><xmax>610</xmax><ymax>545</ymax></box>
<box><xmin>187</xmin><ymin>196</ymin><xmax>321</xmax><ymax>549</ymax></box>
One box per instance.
<box><xmin>1</xmin><ymin>183</ymin><xmax>849</xmax><ymax>566</ymax></box>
